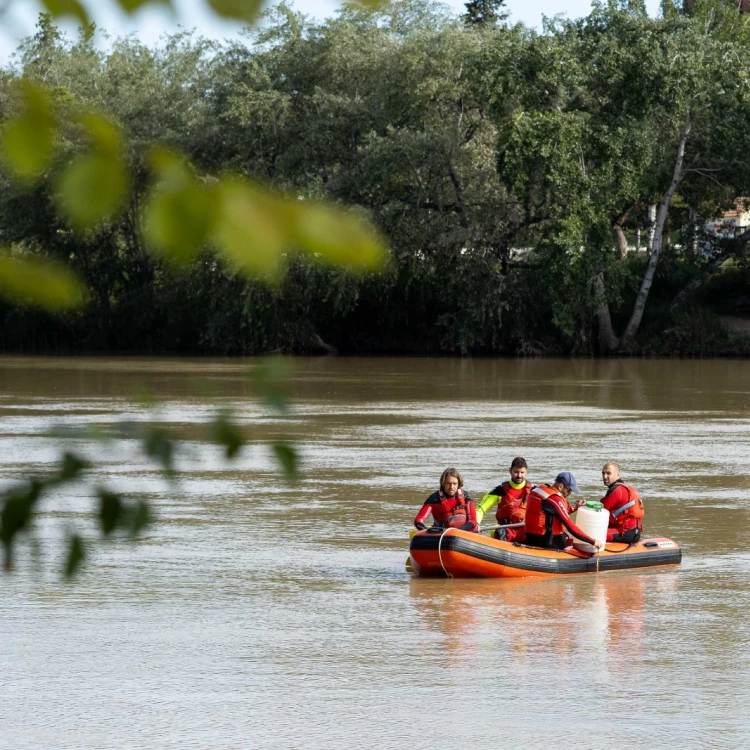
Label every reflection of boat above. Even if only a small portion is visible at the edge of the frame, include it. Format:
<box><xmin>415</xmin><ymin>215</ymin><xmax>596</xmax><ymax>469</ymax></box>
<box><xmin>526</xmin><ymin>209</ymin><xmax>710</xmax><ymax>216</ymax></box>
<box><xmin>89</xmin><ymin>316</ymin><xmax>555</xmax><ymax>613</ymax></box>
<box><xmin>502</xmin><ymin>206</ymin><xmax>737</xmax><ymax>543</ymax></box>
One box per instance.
<box><xmin>409</xmin><ymin>528</ymin><xmax>682</xmax><ymax>578</ymax></box>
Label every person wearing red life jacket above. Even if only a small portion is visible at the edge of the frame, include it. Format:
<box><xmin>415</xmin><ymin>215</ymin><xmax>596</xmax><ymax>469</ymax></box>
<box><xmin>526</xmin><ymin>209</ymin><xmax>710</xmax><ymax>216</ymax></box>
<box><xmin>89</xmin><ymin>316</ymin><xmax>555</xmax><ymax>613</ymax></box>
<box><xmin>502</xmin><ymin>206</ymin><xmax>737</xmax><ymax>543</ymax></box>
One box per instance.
<box><xmin>600</xmin><ymin>461</ymin><xmax>644</xmax><ymax>543</ymax></box>
<box><xmin>524</xmin><ymin>472</ymin><xmax>604</xmax><ymax>551</ymax></box>
<box><xmin>475</xmin><ymin>456</ymin><xmax>532</xmax><ymax>542</ymax></box>
<box><xmin>414</xmin><ymin>467</ymin><xmax>478</xmax><ymax>532</ymax></box>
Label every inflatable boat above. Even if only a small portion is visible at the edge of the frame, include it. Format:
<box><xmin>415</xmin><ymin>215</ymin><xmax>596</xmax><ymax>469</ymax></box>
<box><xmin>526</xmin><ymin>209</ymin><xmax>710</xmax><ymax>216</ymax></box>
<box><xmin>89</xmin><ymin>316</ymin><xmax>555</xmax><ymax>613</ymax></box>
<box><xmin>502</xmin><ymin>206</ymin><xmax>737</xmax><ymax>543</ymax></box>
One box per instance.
<box><xmin>408</xmin><ymin>528</ymin><xmax>682</xmax><ymax>578</ymax></box>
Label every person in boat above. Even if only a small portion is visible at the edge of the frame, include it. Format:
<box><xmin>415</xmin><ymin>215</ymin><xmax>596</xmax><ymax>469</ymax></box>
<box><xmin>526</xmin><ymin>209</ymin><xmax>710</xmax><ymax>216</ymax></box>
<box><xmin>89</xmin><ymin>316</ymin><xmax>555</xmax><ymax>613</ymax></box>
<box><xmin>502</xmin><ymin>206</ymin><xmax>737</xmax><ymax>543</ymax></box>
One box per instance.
<box><xmin>476</xmin><ymin>456</ymin><xmax>532</xmax><ymax>542</ymax></box>
<box><xmin>414</xmin><ymin>467</ymin><xmax>478</xmax><ymax>532</ymax></box>
<box><xmin>524</xmin><ymin>472</ymin><xmax>604</xmax><ymax>551</ymax></box>
<box><xmin>600</xmin><ymin>461</ymin><xmax>644</xmax><ymax>544</ymax></box>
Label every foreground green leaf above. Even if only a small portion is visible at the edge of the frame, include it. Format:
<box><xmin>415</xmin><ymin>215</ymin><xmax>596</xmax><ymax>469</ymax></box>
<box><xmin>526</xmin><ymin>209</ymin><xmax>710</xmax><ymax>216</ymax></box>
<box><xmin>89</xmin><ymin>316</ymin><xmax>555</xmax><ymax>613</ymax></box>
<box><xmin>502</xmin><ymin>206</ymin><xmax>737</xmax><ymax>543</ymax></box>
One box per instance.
<box><xmin>98</xmin><ymin>489</ymin><xmax>122</xmax><ymax>536</ymax></box>
<box><xmin>41</xmin><ymin>0</ymin><xmax>89</xmax><ymax>23</ymax></box>
<box><xmin>116</xmin><ymin>0</ymin><xmax>172</xmax><ymax>12</ymax></box>
<box><xmin>58</xmin><ymin>452</ymin><xmax>88</xmax><ymax>482</ymax></box>
<box><xmin>208</xmin><ymin>0</ymin><xmax>264</xmax><ymax>22</ymax></box>
<box><xmin>56</xmin><ymin>153</ymin><xmax>130</xmax><ymax>230</ymax></box>
<box><xmin>214</xmin><ymin>180</ymin><xmax>286</xmax><ymax>278</ymax></box>
<box><xmin>0</xmin><ymin>83</ymin><xmax>56</xmax><ymax>181</ymax></box>
<box><xmin>0</xmin><ymin>253</ymin><xmax>87</xmax><ymax>311</ymax></box>
<box><xmin>251</xmin><ymin>357</ymin><xmax>291</xmax><ymax>413</ymax></box>
<box><xmin>143</xmin><ymin>151</ymin><xmax>218</xmax><ymax>262</ymax></box>
<box><xmin>64</xmin><ymin>533</ymin><xmax>85</xmax><ymax>578</ymax></box>
<box><xmin>1</xmin><ymin>482</ymin><xmax>42</xmax><ymax>568</ymax></box>
<box><xmin>77</xmin><ymin>110</ymin><xmax>123</xmax><ymax>157</ymax></box>
<box><xmin>292</xmin><ymin>202</ymin><xmax>387</xmax><ymax>270</ymax></box>
<box><xmin>143</xmin><ymin>427</ymin><xmax>174</xmax><ymax>474</ymax></box>
<box><xmin>124</xmin><ymin>499</ymin><xmax>151</xmax><ymax>537</ymax></box>
<box><xmin>272</xmin><ymin>441</ymin><xmax>298</xmax><ymax>480</ymax></box>
<box><xmin>210</xmin><ymin>415</ymin><xmax>245</xmax><ymax>459</ymax></box>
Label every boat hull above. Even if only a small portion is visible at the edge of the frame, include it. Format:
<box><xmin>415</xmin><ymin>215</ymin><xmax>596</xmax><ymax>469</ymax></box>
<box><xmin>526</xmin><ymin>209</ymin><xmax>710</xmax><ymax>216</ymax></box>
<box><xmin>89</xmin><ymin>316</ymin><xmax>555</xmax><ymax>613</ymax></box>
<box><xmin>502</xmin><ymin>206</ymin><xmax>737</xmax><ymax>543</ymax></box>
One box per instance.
<box><xmin>409</xmin><ymin>529</ymin><xmax>681</xmax><ymax>578</ymax></box>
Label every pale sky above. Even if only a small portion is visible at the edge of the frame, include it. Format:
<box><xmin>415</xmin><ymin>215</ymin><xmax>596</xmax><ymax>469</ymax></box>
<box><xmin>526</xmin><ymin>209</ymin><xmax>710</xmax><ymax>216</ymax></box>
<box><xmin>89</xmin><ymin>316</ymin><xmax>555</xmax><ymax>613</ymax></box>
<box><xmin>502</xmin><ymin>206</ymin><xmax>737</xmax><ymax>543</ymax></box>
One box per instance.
<box><xmin>0</xmin><ymin>0</ymin><xmax>662</xmax><ymax>63</ymax></box>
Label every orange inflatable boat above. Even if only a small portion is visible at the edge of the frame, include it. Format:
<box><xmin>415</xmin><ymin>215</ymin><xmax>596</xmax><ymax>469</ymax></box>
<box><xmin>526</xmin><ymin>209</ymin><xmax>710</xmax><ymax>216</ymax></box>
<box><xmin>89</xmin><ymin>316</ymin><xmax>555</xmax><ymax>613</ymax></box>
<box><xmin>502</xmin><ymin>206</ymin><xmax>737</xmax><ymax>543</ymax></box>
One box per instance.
<box><xmin>409</xmin><ymin>528</ymin><xmax>682</xmax><ymax>578</ymax></box>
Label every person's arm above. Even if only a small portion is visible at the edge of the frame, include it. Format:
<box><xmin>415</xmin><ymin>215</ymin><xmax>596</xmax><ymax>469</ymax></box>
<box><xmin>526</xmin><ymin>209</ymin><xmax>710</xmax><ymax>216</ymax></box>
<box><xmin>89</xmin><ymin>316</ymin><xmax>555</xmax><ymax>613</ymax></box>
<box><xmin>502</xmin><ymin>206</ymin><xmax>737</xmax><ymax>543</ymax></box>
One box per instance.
<box><xmin>414</xmin><ymin>492</ymin><xmax>439</xmax><ymax>529</ymax></box>
<box><xmin>464</xmin><ymin>500</ymin><xmax>478</xmax><ymax>532</ymax></box>
<box><xmin>476</xmin><ymin>489</ymin><xmax>501</xmax><ymax>524</ymax></box>
<box><xmin>542</xmin><ymin>497</ymin><xmax>597</xmax><ymax>546</ymax></box>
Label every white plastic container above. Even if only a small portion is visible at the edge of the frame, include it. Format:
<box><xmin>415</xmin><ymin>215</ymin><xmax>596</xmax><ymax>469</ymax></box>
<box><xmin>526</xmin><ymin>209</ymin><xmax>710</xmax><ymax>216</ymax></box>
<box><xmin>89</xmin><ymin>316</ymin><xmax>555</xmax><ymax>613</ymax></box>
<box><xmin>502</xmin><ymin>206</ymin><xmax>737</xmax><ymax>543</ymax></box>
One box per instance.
<box><xmin>573</xmin><ymin>502</ymin><xmax>609</xmax><ymax>553</ymax></box>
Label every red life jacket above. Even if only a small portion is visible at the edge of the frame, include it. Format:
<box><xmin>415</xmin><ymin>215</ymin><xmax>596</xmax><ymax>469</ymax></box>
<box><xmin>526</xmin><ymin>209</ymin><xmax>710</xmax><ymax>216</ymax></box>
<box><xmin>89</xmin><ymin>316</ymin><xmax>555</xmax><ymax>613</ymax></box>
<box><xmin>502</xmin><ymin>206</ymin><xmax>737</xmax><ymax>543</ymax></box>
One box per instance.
<box><xmin>496</xmin><ymin>481</ymin><xmax>533</xmax><ymax>524</ymax></box>
<box><xmin>525</xmin><ymin>484</ymin><xmax>571</xmax><ymax>537</ymax></box>
<box><xmin>603</xmin><ymin>481</ymin><xmax>644</xmax><ymax>534</ymax></box>
<box><xmin>440</xmin><ymin>489</ymin><xmax>471</xmax><ymax>528</ymax></box>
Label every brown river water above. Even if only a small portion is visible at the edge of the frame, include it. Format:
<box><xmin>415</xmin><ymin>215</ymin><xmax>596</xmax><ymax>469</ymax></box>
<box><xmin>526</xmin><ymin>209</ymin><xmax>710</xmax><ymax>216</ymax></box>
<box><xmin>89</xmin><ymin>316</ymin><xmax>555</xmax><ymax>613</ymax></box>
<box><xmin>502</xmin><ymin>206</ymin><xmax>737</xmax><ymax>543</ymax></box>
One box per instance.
<box><xmin>1</xmin><ymin>356</ymin><xmax>749</xmax><ymax>748</ymax></box>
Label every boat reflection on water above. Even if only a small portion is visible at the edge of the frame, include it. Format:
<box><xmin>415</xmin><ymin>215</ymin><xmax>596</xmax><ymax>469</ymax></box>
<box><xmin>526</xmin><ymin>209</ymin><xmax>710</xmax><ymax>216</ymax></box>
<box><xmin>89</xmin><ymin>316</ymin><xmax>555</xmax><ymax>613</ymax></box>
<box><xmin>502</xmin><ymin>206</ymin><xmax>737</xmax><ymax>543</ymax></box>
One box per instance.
<box><xmin>408</xmin><ymin>571</ymin><xmax>680</xmax><ymax>675</ymax></box>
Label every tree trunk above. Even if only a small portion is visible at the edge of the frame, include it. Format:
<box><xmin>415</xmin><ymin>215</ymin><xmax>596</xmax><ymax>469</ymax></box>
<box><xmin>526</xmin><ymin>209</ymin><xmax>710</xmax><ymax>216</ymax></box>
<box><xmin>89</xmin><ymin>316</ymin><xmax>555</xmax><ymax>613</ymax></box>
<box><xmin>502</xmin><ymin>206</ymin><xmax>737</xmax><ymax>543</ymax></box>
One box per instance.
<box><xmin>619</xmin><ymin>122</ymin><xmax>691</xmax><ymax>350</ymax></box>
<box><xmin>646</xmin><ymin>204</ymin><xmax>657</xmax><ymax>256</ymax></box>
<box><xmin>612</xmin><ymin>206</ymin><xmax>633</xmax><ymax>259</ymax></box>
<box><xmin>594</xmin><ymin>273</ymin><xmax>620</xmax><ymax>353</ymax></box>
<box><xmin>448</xmin><ymin>166</ymin><xmax>469</xmax><ymax>229</ymax></box>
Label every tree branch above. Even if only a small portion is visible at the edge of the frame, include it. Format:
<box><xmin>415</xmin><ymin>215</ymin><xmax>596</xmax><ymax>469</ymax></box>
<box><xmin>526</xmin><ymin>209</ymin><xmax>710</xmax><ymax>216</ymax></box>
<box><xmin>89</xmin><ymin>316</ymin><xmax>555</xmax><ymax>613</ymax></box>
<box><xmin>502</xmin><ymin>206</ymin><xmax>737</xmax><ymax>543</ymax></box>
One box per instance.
<box><xmin>448</xmin><ymin>165</ymin><xmax>469</xmax><ymax>228</ymax></box>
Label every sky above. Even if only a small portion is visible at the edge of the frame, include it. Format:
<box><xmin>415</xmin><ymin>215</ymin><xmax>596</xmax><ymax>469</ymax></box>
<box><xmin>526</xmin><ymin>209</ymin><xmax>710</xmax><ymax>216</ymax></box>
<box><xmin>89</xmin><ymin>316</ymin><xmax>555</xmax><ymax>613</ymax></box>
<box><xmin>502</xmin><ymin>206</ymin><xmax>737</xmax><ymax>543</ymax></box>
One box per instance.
<box><xmin>0</xmin><ymin>0</ymin><xmax>662</xmax><ymax>63</ymax></box>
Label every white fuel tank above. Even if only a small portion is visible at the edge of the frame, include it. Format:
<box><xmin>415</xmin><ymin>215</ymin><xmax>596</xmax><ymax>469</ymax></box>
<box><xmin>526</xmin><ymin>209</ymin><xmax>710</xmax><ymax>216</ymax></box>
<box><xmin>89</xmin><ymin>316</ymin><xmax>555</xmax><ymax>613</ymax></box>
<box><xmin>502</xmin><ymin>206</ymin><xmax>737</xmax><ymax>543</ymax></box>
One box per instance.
<box><xmin>573</xmin><ymin>501</ymin><xmax>609</xmax><ymax>553</ymax></box>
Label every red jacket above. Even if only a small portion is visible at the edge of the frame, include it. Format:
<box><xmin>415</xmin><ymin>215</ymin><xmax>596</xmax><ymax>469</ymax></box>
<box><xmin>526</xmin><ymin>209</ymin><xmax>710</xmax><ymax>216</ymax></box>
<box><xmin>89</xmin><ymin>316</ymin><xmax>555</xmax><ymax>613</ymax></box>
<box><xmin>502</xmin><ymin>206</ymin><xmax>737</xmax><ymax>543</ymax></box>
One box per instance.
<box><xmin>601</xmin><ymin>480</ymin><xmax>644</xmax><ymax>541</ymax></box>
<box><xmin>414</xmin><ymin>489</ymin><xmax>478</xmax><ymax>531</ymax></box>
<box><xmin>525</xmin><ymin>484</ymin><xmax>597</xmax><ymax>546</ymax></box>
<box><xmin>494</xmin><ymin>481</ymin><xmax>532</xmax><ymax>524</ymax></box>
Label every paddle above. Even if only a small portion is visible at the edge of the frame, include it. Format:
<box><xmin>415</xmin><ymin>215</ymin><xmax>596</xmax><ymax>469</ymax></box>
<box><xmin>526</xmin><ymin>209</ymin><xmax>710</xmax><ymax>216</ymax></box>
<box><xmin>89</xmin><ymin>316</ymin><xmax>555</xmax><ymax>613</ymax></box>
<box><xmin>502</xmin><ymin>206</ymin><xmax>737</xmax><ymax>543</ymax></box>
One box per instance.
<box><xmin>479</xmin><ymin>522</ymin><xmax>525</xmax><ymax>532</ymax></box>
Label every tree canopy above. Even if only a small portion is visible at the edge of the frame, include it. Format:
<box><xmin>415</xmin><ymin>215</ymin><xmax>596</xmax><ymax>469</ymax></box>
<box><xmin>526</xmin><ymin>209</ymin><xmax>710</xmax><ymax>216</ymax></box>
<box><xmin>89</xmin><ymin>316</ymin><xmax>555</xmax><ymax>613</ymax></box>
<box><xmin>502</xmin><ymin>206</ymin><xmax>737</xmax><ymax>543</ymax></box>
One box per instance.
<box><xmin>1</xmin><ymin>0</ymin><xmax>750</xmax><ymax>359</ymax></box>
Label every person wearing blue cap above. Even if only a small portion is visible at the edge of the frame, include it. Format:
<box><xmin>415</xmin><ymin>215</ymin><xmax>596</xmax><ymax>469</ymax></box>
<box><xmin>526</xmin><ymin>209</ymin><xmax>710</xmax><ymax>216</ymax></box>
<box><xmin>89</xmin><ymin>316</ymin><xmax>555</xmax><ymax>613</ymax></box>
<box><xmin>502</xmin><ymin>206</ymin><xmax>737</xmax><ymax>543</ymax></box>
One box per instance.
<box><xmin>524</xmin><ymin>472</ymin><xmax>605</xmax><ymax>551</ymax></box>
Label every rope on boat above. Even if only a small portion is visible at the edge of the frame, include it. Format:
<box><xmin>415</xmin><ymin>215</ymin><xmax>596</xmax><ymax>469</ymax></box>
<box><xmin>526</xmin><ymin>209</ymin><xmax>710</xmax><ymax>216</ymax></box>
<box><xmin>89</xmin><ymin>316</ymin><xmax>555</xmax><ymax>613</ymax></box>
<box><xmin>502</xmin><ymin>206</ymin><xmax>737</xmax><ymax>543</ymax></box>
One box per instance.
<box><xmin>437</xmin><ymin>528</ymin><xmax>455</xmax><ymax>578</ymax></box>
<box><xmin>603</xmin><ymin>542</ymin><xmax>635</xmax><ymax>554</ymax></box>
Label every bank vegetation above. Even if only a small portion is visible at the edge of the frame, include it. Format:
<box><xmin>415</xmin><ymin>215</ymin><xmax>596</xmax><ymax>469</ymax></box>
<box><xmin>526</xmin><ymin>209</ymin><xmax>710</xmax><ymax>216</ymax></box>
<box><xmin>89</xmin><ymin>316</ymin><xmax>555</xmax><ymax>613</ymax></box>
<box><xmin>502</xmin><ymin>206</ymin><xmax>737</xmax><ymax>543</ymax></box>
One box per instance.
<box><xmin>2</xmin><ymin>0</ymin><xmax>750</xmax><ymax>357</ymax></box>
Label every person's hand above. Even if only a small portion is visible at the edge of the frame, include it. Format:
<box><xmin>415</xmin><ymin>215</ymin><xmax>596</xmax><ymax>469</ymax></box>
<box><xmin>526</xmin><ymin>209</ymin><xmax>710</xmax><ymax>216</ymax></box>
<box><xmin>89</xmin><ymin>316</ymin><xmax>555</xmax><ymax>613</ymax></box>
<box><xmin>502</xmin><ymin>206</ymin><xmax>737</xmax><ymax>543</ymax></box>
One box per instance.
<box><xmin>574</xmin><ymin>499</ymin><xmax>587</xmax><ymax>510</ymax></box>
<box><xmin>415</xmin><ymin>522</ymin><xmax>427</xmax><ymax>531</ymax></box>
<box><xmin>594</xmin><ymin>539</ymin><xmax>605</xmax><ymax>552</ymax></box>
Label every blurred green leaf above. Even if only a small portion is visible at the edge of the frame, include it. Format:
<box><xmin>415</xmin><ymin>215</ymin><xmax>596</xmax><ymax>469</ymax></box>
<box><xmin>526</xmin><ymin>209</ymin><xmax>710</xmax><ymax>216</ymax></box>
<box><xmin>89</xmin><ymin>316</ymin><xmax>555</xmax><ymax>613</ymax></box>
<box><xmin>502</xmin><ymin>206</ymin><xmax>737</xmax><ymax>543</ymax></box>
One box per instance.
<box><xmin>125</xmin><ymin>499</ymin><xmax>151</xmax><ymax>537</ymax></box>
<box><xmin>143</xmin><ymin>427</ymin><xmax>174</xmax><ymax>474</ymax></box>
<box><xmin>251</xmin><ymin>356</ymin><xmax>291</xmax><ymax>412</ymax></box>
<box><xmin>0</xmin><ymin>253</ymin><xmax>87</xmax><ymax>311</ymax></box>
<box><xmin>132</xmin><ymin>386</ymin><xmax>156</xmax><ymax>406</ymax></box>
<box><xmin>98</xmin><ymin>489</ymin><xmax>122</xmax><ymax>536</ymax></box>
<box><xmin>55</xmin><ymin>153</ymin><xmax>130</xmax><ymax>230</ymax></box>
<box><xmin>63</xmin><ymin>533</ymin><xmax>85</xmax><ymax>578</ymax></box>
<box><xmin>41</xmin><ymin>0</ymin><xmax>89</xmax><ymax>23</ymax></box>
<box><xmin>272</xmin><ymin>441</ymin><xmax>298</xmax><ymax>480</ymax></box>
<box><xmin>143</xmin><ymin>183</ymin><xmax>216</xmax><ymax>262</ymax></box>
<box><xmin>116</xmin><ymin>0</ymin><xmax>171</xmax><ymax>12</ymax></box>
<box><xmin>1</xmin><ymin>482</ymin><xmax>42</xmax><ymax>568</ymax></box>
<box><xmin>208</xmin><ymin>0</ymin><xmax>263</xmax><ymax>22</ymax></box>
<box><xmin>49</xmin><ymin>424</ymin><xmax>114</xmax><ymax>442</ymax></box>
<box><xmin>143</xmin><ymin>151</ymin><xmax>217</xmax><ymax>263</ymax></box>
<box><xmin>58</xmin><ymin>451</ymin><xmax>88</xmax><ymax>482</ymax></box>
<box><xmin>77</xmin><ymin>110</ymin><xmax>123</xmax><ymax>157</ymax></box>
<box><xmin>210</xmin><ymin>415</ymin><xmax>245</xmax><ymax>460</ymax></box>
<box><xmin>214</xmin><ymin>179</ymin><xmax>286</xmax><ymax>278</ymax></box>
<box><xmin>292</xmin><ymin>202</ymin><xmax>387</xmax><ymax>270</ymax></box>
<box><xmin>0</xmin><ymin>82</ymin><xmax>56</xmax><ymax>181</ymax></box>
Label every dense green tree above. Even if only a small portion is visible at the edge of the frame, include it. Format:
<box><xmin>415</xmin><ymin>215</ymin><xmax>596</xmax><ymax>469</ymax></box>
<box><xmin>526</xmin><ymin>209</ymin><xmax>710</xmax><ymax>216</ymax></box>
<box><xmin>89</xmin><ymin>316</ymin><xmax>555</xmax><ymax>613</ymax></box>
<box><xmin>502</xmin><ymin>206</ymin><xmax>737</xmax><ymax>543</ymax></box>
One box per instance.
<box><xmin>2</xmin><ymin>0</ymin><xmax>750</xmax><ymax>360</ymax></box>
<box><xmin>463</xmin><ymin>0</ymin><xmax>507</xmax><ymax>26</ymax></box>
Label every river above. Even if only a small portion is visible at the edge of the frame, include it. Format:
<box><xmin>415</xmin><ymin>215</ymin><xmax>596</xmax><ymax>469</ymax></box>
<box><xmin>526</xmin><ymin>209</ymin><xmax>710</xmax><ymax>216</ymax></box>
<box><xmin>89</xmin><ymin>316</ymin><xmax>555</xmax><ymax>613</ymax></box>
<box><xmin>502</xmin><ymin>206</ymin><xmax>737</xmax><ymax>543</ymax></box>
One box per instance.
<box><xmin>0</xmin><ymin>356</ymin><xmax>749</xmax><ymax>748</ymax></box>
